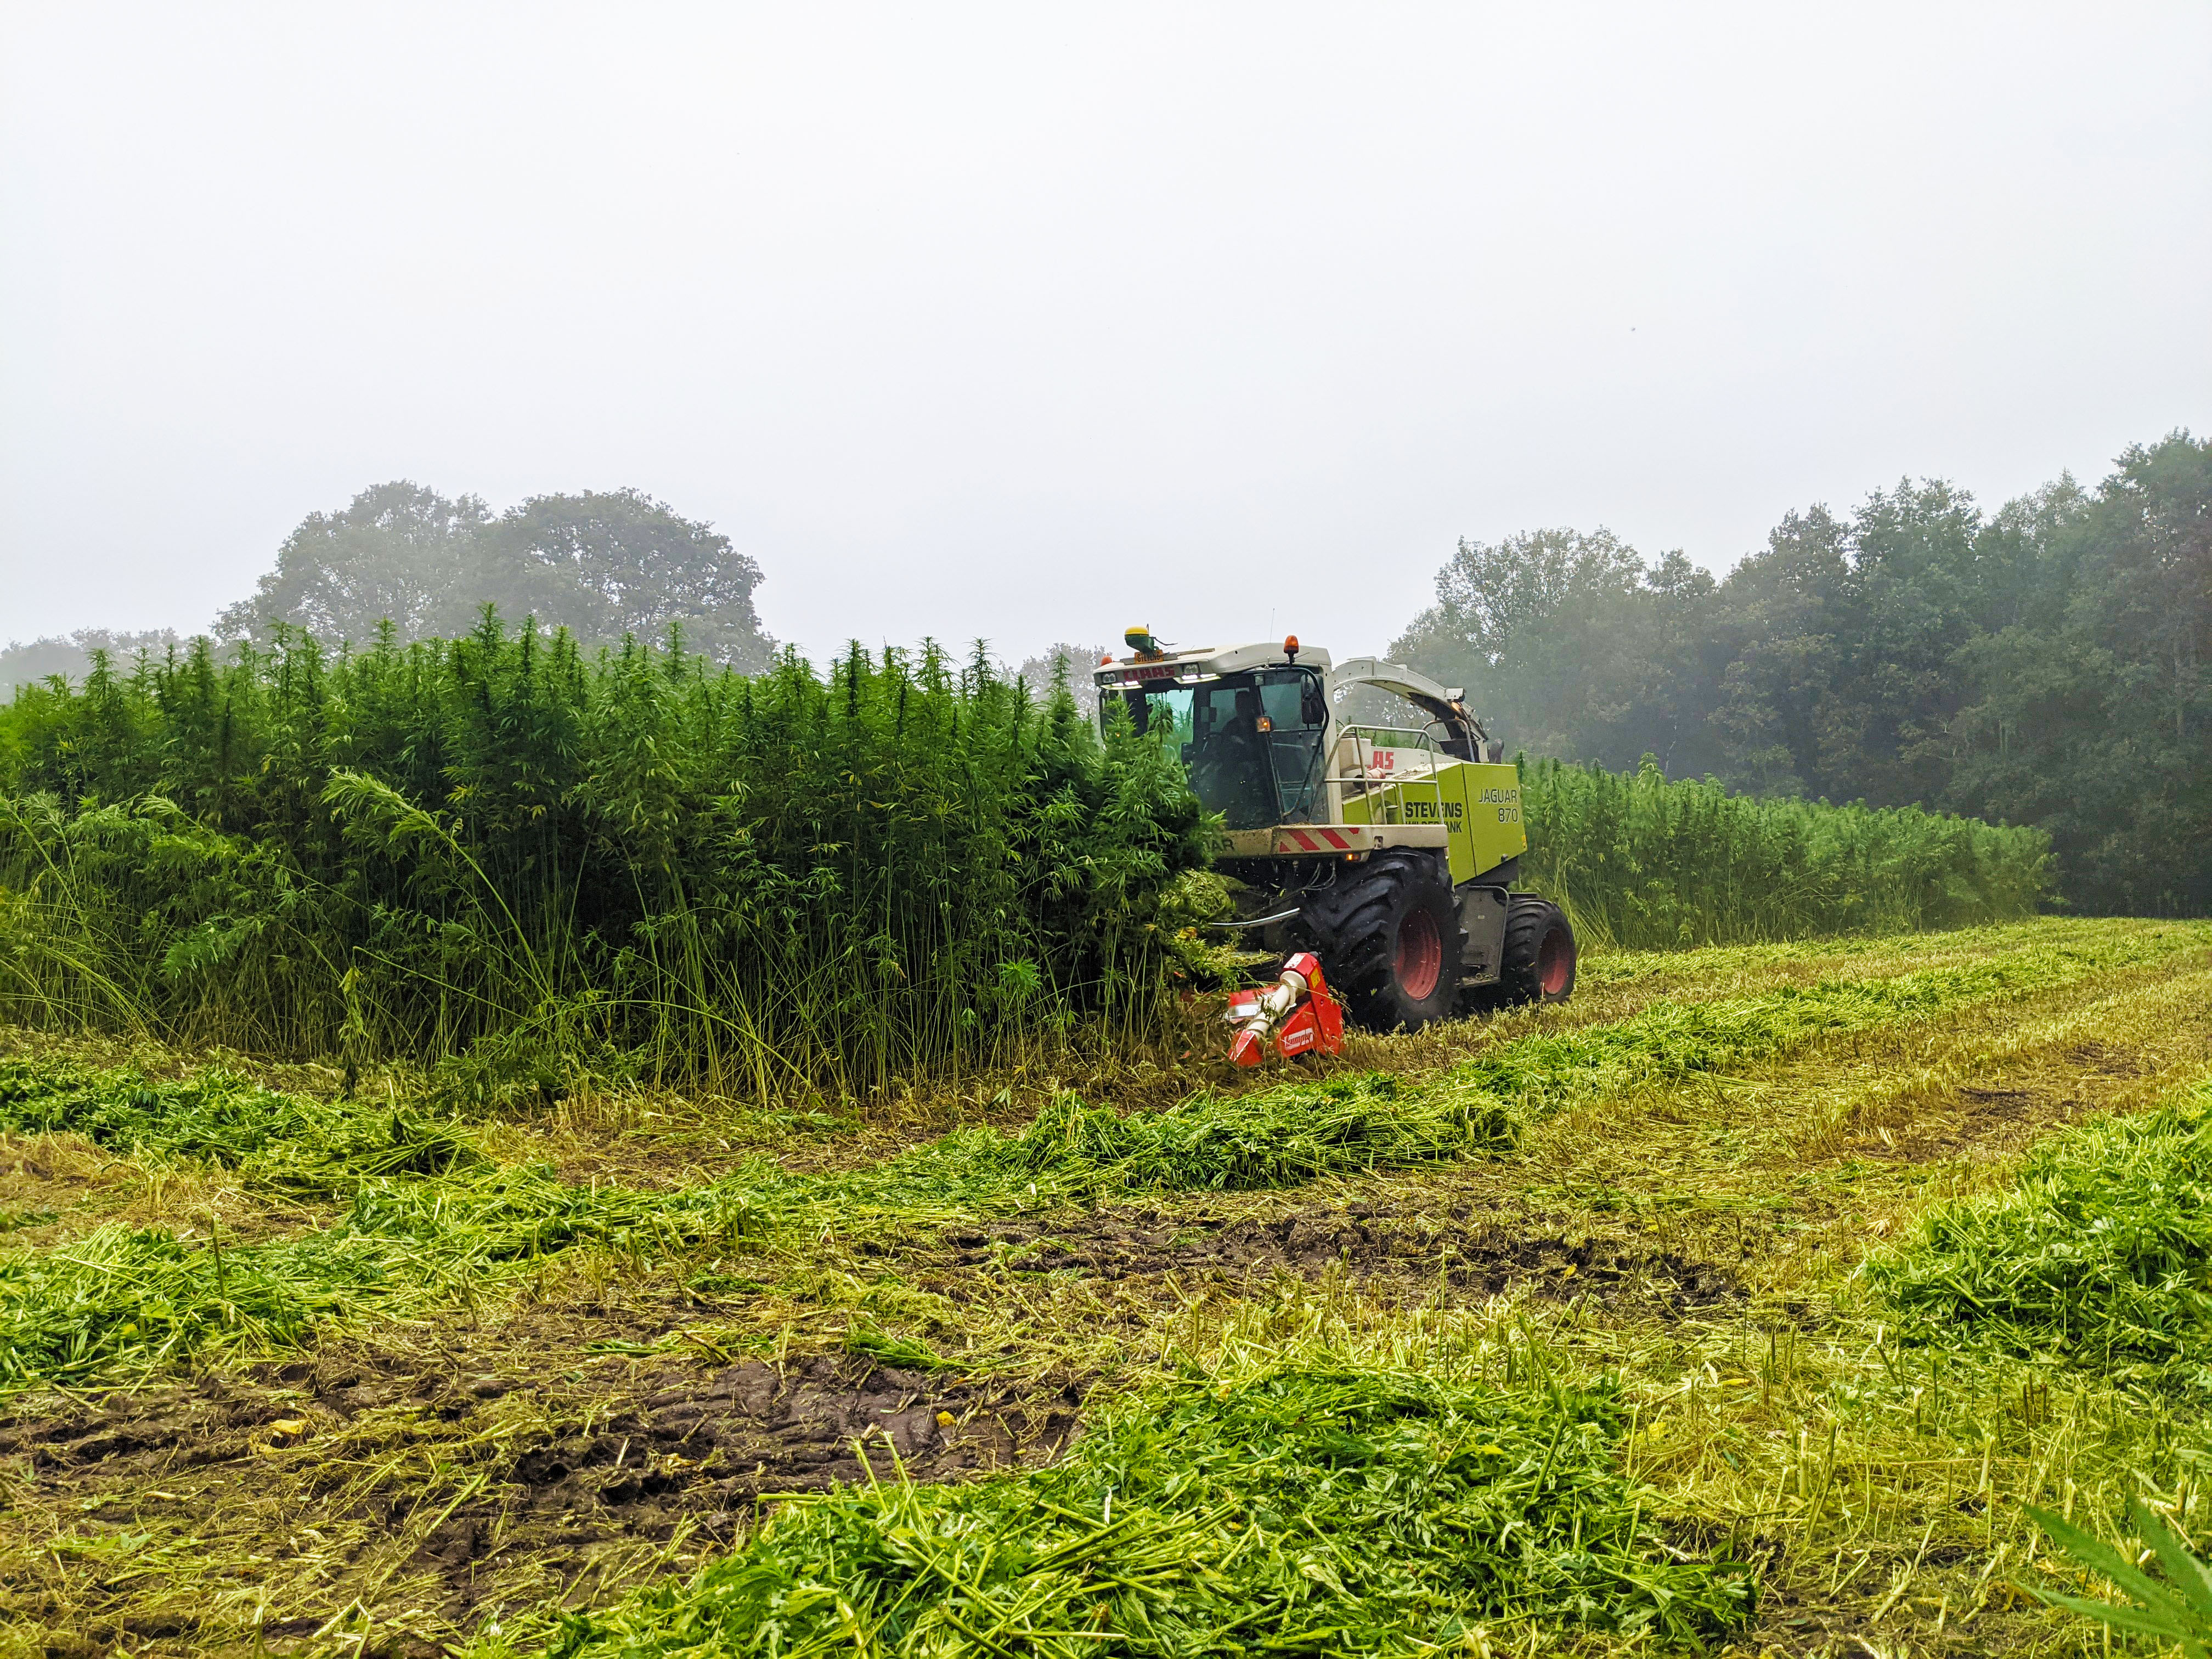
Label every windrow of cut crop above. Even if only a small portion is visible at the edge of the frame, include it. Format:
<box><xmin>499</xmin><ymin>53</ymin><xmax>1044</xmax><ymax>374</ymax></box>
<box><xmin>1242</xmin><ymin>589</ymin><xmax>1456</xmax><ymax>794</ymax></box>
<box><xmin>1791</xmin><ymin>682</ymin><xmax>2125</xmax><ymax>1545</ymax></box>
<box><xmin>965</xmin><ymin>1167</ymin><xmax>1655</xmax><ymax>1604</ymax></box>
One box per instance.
<box><xmin>1866</xmin><ymin>1077</ymin><xmax>2212</xmax><ymax>1385</ymax></box>
<box><xmin>866</xmin><ymin>925</ymin><xmax>2188</xmax><ymax>1204</ymax></box>
<box><xmin>1519</xmin><ymin>755</ymin><xmax>2050</xmax><ymax>949</ymax></box>
<box><xmin>0</xmin><ymin>1160</ymin><xmax>777</xmax><ymax>1390</ymax></box>
<box><xmin>509</xmin><ymin>1358</ymin><xmax>1753</xmax><ymax>1657</ymax></box>
<box><xmin>0</xmin><ymin>623</ymin><xmax>1219</xmax><ymax>1096</ymax></box>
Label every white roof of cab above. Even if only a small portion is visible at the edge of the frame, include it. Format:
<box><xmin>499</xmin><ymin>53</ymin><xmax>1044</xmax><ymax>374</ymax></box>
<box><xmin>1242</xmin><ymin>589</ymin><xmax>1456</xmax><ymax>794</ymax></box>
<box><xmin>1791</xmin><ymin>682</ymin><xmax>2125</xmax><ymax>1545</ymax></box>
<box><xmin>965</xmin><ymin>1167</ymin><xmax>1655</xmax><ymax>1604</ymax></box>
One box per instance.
<box><xmin>1092</xmin><ymin>641</ymin><xmax>1333</xmax><ymax>684</ymax></box>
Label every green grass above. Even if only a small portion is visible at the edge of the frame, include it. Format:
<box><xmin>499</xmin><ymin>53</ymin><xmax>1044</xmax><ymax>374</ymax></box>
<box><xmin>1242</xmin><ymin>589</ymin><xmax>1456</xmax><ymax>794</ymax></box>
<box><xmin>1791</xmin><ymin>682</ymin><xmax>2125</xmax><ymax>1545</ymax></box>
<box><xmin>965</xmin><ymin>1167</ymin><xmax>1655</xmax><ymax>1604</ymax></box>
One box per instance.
<box><xmin>513</xmin><ymin>1357</ymin><xmax>1753</xmax><ymax>1658</ymax></box>
<box><xmin>1452</xmin><ymin>928</ymin><xmax>2187</xmax><ymax>1121</ymax></box>
<box><xmin>1867</xmin><ymin>1080</ymin><xmax>2212</xmax><ymax>1382</ymax></box>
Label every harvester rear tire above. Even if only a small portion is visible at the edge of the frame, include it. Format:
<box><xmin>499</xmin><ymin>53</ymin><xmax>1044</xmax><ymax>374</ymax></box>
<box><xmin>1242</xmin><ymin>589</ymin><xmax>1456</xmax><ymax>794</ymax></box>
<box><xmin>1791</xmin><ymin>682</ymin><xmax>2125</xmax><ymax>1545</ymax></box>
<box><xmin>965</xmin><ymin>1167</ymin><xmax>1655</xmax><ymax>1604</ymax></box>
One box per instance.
<box><xmin>1497</xmin><ymin>895</ymin><xmax>1577</xmax><ymax>1006</ymax></box>
<box><xmin>1299</xmin><ymin>849</ymin><xmax>1465</xmax><ymax>1032</ymax></box>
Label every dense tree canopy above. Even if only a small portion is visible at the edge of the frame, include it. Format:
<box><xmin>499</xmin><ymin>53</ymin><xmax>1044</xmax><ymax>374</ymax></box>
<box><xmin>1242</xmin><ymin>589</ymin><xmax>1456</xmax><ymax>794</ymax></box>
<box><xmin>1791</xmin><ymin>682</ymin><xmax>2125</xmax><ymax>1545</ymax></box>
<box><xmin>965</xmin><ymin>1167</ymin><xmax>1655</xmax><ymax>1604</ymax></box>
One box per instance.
<box><xmin>1392</xmin><ymin>432</ymin><xmax>2212</xmax><ymax>915</ymax></box>
<box><xmin>213</xmin><ymin>481</ymin><xmax>493</xmax><ymax>644</ymax></box>
<box><xmin>210</xmin><ymin>481</ymin><xmax>774</xmax><ymax>670</ymax></box>
<box><xmin>482</xmin><ymin>488</ymin><xmax>772</xmax><ymax>669</ymax></box>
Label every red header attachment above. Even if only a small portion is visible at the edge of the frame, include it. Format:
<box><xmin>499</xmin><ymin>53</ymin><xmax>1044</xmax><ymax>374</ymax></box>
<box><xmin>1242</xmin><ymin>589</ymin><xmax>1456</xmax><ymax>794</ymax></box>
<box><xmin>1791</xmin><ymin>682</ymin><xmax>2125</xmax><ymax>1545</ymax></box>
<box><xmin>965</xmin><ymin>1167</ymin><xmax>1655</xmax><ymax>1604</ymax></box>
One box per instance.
<box><xmin>1225</xmin><ymin>951</ymin><xmax>1344</xmax><ymax>1067</ymax></box>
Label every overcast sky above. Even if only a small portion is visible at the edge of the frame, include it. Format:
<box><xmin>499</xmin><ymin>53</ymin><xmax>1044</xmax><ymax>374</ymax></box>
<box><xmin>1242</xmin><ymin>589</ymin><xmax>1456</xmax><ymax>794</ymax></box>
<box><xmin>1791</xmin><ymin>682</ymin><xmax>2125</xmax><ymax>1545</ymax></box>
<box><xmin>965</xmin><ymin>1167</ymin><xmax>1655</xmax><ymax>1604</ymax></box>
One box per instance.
<box><xmin>4</xmin><ymin>4</ymin><xmax>2208</xmax><ymax>666</ymax></box>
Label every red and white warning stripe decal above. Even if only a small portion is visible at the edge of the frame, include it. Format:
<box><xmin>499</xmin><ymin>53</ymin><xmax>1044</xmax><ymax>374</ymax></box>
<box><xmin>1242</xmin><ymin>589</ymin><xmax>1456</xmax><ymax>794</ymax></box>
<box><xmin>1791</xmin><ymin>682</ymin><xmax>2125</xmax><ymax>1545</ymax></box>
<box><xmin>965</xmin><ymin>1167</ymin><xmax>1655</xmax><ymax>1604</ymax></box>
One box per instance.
<box><xmin>1277</xmin><ymin>827</ymin><xmax>1357</xmax><ymax>852</ymax></box>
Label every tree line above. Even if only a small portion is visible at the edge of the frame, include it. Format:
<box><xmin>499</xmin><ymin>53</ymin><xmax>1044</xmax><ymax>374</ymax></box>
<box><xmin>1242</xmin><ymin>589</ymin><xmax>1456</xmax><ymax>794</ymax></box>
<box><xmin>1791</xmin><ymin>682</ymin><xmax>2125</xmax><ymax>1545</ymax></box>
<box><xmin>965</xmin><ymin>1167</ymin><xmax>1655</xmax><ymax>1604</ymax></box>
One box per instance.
<box><xmin>1391</xmin><ymin>432</ymin><xmax>2210</xmax><ymax>916</ymax></box>
<box><xmin>2</xmin><ymin>480</ymin><xmax>774</xmax><ymax>689</ymax></box>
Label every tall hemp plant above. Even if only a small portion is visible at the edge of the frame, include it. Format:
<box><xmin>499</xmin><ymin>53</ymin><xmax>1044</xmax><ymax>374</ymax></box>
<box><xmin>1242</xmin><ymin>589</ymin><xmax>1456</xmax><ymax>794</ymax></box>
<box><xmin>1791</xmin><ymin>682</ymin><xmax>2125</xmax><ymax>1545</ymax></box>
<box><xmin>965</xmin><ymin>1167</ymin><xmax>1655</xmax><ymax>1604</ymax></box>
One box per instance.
<box><xmin>0</xmin><ymin>622</ymin><xmax>1220</xmax><ymax>1098</ymax></box>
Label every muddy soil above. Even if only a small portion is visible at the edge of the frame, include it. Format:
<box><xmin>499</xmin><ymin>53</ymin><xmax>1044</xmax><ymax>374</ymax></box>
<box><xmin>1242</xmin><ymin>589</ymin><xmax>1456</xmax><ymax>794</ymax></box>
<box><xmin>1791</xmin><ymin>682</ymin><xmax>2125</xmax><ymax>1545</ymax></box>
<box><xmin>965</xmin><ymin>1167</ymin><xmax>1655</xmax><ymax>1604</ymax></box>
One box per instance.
<box><xmin>2</xmin><ymin>1347</ymin><xmax>1084</xmax><ymax>1653</ymax></box>
<box><xmin>936</xmin><ymin>1201</ymin><xmax>1740</xmax><ymax>1313</ymax></box>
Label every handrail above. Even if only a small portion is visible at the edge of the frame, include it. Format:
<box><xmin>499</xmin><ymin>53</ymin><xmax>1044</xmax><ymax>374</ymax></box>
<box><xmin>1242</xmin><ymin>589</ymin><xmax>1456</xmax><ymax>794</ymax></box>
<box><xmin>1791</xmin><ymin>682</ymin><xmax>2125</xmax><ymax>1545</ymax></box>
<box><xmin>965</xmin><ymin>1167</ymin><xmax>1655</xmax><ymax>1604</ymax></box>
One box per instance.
<box><xmin>1328</xmin><ymin>725</ymin><xmax>1451</xmax><ymax>828</ymax></box>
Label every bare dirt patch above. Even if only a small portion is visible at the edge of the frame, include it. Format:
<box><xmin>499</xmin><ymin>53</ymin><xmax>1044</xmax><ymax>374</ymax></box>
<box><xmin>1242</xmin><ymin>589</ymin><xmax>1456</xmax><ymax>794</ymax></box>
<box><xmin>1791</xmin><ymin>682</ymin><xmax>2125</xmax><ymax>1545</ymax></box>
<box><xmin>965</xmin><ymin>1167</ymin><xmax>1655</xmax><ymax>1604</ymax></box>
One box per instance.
<box><xmin>1840</xmin><ymin>1036</ymin><xmax>2182</xmax><ymax>1169</ymax></box>
<box><xmin>1853</xmin><ymin>1082</ymin><xmax>2059</xmax><ymax>1166</ymax></box>
<box><xmin>1</xmin><ymin>1333</ymin><xmax>1085</xmax><ymax>1655</ymax></box>
<box><xmin>938</xmin><ymin>1201</ymin><xmax>1740</xmax><ymax>1316</ymax></box>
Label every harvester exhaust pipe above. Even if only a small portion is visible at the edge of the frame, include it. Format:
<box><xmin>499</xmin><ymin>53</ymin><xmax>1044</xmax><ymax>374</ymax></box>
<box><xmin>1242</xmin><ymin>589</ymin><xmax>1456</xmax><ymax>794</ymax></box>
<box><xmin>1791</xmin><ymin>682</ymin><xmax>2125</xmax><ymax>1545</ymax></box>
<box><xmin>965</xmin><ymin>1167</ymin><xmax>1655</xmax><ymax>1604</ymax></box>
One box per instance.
<box><xmin>1225</xmin><ymin>950</ymin><xmax>1345</xmax><ymax>1067</ymax></box>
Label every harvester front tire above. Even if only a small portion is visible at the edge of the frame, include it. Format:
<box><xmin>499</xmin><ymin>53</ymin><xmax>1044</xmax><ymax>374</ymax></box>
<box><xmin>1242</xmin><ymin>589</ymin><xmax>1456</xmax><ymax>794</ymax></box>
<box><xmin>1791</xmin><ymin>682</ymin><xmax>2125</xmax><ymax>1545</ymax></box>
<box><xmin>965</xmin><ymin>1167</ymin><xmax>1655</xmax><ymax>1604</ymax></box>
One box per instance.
<box><xmin>1497</xmin><ymin>895</ymin><xmax>1576</xmax><ymax>1006</ymax></box>
<box><xmin>1300</xmin><ymin>849</ymin><xmax>1464</xmax><ymax>1033</ymax></box>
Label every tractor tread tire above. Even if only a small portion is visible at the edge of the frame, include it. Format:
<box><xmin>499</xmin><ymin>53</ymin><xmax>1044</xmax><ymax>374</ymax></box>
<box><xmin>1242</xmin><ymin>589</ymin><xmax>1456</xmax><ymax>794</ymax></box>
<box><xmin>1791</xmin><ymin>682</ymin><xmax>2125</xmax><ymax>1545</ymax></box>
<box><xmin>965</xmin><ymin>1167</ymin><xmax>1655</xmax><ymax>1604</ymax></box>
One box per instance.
<box><xmin>1497</xmin><ymin>895</ymin><xmax>1577</xmax><ymax>1006</ymax></box>
<box><xmin>1299</xmin><ymin>849</ymin><xmax>1465</xmax><ymax>1032</ymax></box>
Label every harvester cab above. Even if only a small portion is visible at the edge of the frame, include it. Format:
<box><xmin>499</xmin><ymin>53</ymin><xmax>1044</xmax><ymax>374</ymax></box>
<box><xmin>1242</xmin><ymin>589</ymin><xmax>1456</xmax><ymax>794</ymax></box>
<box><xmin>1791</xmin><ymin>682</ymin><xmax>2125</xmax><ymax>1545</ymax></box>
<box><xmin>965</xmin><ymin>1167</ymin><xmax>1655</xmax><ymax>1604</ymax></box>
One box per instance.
<box><xmin>1096</xmin><ymin>628</ymin><xmax>1577</xmax><ymax>1062</ymax></box>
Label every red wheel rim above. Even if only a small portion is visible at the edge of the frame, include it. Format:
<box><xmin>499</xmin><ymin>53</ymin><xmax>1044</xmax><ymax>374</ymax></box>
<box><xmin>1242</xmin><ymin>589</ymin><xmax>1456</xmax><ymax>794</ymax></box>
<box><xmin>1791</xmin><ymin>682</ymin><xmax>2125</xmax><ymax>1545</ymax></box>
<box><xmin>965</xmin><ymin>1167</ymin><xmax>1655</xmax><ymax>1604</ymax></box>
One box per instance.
<box><xmin>1537</xmin><ymin>926</ymin><xmax>1572</xmax><ymax>996</ymax></box>
<box><xmin>1395</xmin><ymin>909</ymin><xmax>1443</xmax><ymax>1001</ymax></box>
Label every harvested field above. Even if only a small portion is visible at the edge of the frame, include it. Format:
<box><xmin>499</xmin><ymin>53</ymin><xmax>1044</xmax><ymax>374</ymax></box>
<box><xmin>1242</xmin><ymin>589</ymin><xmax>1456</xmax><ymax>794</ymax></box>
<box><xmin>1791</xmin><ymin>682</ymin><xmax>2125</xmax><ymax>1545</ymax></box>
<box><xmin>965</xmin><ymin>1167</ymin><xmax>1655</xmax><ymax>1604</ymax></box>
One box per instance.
<box><xmin>2</xmin><ymin>915</ymin><xmax>2210</xmax><ymax>1656</ymax></box>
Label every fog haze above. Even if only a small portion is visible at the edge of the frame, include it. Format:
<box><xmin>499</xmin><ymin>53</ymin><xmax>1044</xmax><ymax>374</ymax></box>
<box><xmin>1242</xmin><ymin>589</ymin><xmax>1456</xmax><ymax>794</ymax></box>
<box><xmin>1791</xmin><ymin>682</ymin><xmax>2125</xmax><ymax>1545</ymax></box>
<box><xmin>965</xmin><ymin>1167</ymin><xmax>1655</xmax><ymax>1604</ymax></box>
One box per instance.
<box><xmin>4</xmin><ymin>3</ymin><xmax>2208</xmax><ymax>664</ymax></box>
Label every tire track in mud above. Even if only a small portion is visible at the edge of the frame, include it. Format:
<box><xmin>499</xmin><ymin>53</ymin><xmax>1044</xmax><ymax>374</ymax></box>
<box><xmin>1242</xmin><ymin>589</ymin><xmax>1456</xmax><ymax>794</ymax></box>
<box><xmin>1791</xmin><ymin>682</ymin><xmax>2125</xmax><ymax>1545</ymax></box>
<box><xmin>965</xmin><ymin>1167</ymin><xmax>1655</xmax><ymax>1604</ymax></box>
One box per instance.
<box><xmin>927</xmin><ymin>1200</ymin><xmax>1743</xmax><ymax>1317</ymax></box>
<box><xmin>1</xmin><ymin>1347</ymin><xmax>1084</xmax><ymax>1654</ymax></box>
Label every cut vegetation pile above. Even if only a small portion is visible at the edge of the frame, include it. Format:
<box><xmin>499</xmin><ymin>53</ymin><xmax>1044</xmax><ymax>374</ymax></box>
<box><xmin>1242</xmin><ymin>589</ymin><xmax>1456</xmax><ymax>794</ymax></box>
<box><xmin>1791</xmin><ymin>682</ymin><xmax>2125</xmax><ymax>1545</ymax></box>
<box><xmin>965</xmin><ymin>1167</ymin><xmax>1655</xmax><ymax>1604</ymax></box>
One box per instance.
<box><xmin>0</xmin><ymin>1055</ymin><xmax>485</xmax><ymax>1186</ymax></box>
<box><xmin>0</xmin><ymin>1166</ymin><xmax>764</xmax><ymax>1390</ymax></box>
<box><xmin>525</xmin><ymin>1358</ymin><xmax>1754</xmax><ymax>1658</ymax></box>
<box><xmin>891</xmin><ymin>1072</ymin><xmax>1515</xmax><ymax>1203</ymax></box>
<box><xmin>0</xmin><ymin>1057</ymin><xmax>332</xmax><ymax>1161</ymax></box>
<box><xmin>1870</xmin><ymin>1080</ymin><xmax>2212</xmax><ymax>1379</ymax></box>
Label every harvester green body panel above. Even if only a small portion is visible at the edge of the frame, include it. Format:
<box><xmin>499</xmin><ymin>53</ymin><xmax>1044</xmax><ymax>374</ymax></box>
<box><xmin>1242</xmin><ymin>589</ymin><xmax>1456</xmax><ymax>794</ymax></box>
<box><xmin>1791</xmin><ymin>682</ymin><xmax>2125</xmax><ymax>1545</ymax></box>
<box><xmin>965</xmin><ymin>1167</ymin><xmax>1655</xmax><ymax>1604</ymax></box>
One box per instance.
<box><xmin>1339</xmin><ymin>757</ymin><xmax>1526</xmax><ymax>883</ymax></box>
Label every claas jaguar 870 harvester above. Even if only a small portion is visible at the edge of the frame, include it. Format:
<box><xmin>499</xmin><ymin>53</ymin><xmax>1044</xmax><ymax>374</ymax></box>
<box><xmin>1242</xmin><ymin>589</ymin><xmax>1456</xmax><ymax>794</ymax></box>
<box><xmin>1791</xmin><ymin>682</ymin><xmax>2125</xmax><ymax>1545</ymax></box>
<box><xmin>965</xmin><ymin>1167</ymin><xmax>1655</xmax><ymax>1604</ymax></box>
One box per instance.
<box><xmin>1096</xmin><ymin>628</ymin><xmax>1576</xmax><ymax>1063</ymax></box>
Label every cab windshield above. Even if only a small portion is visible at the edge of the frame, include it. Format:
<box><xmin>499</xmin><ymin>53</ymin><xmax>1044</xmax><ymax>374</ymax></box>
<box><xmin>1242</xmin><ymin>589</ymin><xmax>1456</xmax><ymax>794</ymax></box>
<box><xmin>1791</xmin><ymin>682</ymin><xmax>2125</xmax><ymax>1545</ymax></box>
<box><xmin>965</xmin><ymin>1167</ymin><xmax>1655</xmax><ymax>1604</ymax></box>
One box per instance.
<box><xmin>1102</xmin><ymin>667</ymin><xmax>1329</xmax><ymax>829</ymax></box>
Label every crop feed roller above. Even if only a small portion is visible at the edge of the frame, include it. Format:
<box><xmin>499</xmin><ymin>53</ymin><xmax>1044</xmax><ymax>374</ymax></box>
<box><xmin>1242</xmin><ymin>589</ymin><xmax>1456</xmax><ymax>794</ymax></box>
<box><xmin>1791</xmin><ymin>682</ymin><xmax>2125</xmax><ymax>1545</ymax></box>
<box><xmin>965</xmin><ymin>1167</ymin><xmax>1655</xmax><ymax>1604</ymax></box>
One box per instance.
<box><xmin>1098</xmin><ymin>628</ymin><xmax>1577</xmax><ymax>1062</ymax></box>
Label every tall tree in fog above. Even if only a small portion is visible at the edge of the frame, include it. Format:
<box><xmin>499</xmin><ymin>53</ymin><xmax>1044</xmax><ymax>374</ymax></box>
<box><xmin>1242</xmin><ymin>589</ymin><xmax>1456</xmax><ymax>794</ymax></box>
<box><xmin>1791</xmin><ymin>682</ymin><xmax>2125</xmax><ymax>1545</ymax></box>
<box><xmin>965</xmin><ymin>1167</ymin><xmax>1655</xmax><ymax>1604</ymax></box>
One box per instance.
<box><xmin>1395</xmin><ymin>528</ymin><xmax>1644</xmax><ymax>674</ymax></box>
<box><xmin>487</xmin><ymin>489</ymin><xmax>772</xmax><ymax>670</ymax></box>
<box><xmin>1942</xmin><ymin>438</ymin><xmax>2211</xmax><ymax>910</ymax></box>
<box><xmin>215</xmin><ymin>481</ymin><xmax>774</xmax><ymax>670</ymax></box>
<box><xmin>0</xmin><ymin>628</ymin><xmax>185</xmax><ymax>694</ymax></box>
<box><xmin>216</xmin><ymin>481</ymin><xmax>493</xmax><ymax>642</ymax></box>
<box><xmin>1391</xmin><ymin>529</ymin><xmax>1727</xmax><ymax>775</ymax></box>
